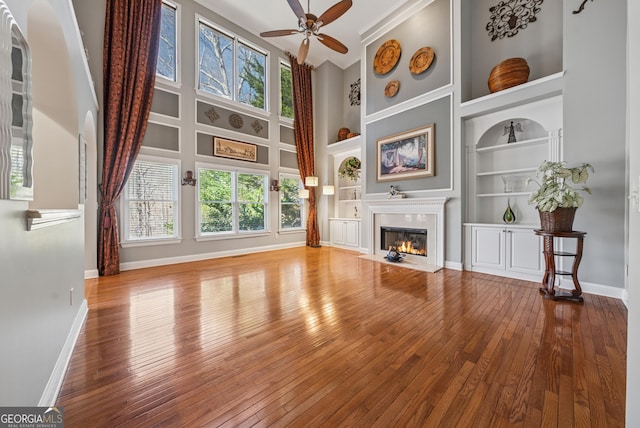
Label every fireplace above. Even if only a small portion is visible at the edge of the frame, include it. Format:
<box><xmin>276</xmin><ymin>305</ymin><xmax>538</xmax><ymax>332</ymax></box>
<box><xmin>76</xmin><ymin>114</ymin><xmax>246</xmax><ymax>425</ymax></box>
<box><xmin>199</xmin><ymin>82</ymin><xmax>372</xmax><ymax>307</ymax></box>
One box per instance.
<box><xmin>364</xmin><ymin>197</ymin><xmax>447</xmax><ymax>272</ymax></box>
<box><xmin>380</xmin><ymin>227</ymin><xmax>427</xmax><ymax>257</ymax></box>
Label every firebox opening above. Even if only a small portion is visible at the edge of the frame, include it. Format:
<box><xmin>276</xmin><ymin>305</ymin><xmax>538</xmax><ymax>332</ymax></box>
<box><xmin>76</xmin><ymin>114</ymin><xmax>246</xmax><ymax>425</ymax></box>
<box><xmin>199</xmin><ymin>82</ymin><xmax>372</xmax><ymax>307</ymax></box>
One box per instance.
<box><xmin>380</xmin><ymin>227</ymin><xmax>427</xmax><ymax>257</ymax></box>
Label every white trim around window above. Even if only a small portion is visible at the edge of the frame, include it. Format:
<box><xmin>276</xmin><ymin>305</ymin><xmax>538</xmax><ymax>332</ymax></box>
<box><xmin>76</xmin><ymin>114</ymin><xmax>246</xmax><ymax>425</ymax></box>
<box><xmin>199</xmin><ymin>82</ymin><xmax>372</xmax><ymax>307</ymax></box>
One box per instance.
<box><xmin>120</xmin><ymin>155</ymin><xmax>182</xmax><ymax>247</ymax></box>
<box><xmin>156</xmin><ymin>0</ymin><xmax>181</xmax><ymax>89</ymax></box>
<box><xmin>195</xmin><ymin>162</ymin><xmax>270</xmax><ymax>241</ymax></box>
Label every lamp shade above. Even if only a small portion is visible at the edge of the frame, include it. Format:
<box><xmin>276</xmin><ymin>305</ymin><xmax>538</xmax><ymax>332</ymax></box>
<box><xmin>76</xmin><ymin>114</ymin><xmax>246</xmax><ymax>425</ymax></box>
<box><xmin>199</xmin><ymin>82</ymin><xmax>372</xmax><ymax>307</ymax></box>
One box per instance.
<box><xmin>305</xmin><ymin>176</ymin><xmax>318</xmax><ymax>187</ymax></box>
<box><xmin>322</xmin><ymin>185</ymin><xmax>335</xmax><ymax>195</ymax></box>
<box><xmin>298</xmin><ymin>189</ymin><xmax>310</xmax><ymax>199</ymax></box>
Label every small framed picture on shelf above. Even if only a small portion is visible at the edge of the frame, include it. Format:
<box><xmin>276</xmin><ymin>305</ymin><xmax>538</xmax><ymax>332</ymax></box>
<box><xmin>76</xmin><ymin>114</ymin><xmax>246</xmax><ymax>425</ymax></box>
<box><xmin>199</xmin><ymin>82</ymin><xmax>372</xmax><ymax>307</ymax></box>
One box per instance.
<box><xmin>376</xmin><ymin>124</ymin><xmax>435</xmax><ymax>182</ymax></box>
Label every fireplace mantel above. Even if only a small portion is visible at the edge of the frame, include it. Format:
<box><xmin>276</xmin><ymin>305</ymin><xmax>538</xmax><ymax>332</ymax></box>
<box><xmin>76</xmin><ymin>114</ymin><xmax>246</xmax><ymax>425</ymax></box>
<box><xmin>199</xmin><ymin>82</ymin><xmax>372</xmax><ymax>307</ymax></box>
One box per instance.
<box><xmin>366</xmin><ymin>197</ymin><xmax>447</xmax><ymax>270</ymax></box>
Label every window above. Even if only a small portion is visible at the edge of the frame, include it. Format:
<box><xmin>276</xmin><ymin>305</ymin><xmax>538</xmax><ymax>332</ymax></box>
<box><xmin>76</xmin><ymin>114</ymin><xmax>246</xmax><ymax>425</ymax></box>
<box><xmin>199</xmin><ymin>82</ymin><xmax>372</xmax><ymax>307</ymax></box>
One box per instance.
<box><xmin>122</xmin><ymin>156</ymin><xmax>180</xmax><ymax>244</ymax></box>
<box><xmin>280</xmin><ymin>61</ymin><xmax>293</xmax><ymax>119</ymax></box>
<box><xmin>157</xmin><ymin>1</ymin><xmax>177</xmax><ymax>82</ymax></box>
<box><xmin>198</xmin><ymin>20</ymin><xmax>267</xmax><ymax>110</ymax></box>
<box><xmin>198</xmin><ymin>166</ymin><xmax>268</xmax><ymax>237</ymax></box>
<box><xmin>279</xmin><ymin>173</ymin><xmax>304</xmax><ymax>230</ymax></box>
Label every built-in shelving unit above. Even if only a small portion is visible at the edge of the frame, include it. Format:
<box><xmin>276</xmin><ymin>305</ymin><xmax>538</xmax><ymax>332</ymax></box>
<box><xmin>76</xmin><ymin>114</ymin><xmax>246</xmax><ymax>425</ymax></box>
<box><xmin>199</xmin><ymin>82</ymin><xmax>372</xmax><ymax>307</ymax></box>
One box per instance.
<box><xmin>327</xmin><ymin>136</ymin><xmax>362</xmax><ymax>248</ymax></box>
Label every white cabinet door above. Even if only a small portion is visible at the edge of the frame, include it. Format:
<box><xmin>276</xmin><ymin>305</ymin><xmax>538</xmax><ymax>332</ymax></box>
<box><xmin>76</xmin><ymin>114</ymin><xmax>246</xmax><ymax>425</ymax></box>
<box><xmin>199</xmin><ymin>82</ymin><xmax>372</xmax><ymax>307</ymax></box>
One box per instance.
<box><xmin>471</xmin><ymin>226</ymin><xmax>505</xmax><ymax>270</ymax></box>
<box><xmin>344</xmin><ymin>221</ymin><xmax>359</xmax><ymax>247</ymax></box>
<box><xmin>330</xmin><ymin>220</ymin><xmax>345</xmax><ymax>245</ymax></box>
<box><xmin>506</xmin><ymin>228</ymin><xmax>544</xmax><ymax>275</ymax></box>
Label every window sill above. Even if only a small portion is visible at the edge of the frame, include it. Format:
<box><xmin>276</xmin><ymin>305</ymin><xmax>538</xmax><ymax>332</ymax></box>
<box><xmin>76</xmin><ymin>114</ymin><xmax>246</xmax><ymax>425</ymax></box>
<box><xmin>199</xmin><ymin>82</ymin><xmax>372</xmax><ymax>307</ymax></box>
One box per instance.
<box><xmin>26</xmin><ymin>209</ymin><xmax>82</xmax><ymax>231</ymax></box>
<box><xmin>278</xmin><ymin>228</ymin><xmax>306</xmax><ymax>235</ymax></box>
<box><xmin>196</xmin><ymin>231</ymin><xmax>271</xmax><ymax>242</ymax></box>
<box><xmin>120</xmin><ymin>237</ymin><xmax>182</xmax><ymax>248</ymax></box>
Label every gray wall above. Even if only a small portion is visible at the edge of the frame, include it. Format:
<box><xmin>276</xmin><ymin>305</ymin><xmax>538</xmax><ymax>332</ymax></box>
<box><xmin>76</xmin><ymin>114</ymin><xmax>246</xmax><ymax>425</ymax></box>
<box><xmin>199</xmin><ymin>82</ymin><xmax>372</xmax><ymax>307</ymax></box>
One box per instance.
<box><xmin>342</xmin><ymin>61</ymin><xmax>361</xmax><ymax>135</ymax></box>
<box><xmin>563</xmin><ymin>1</ymin><xmax>627</xmax><ymax>288</ymax></box>
<box><xmin>464</xmin><ymin>0</ymin><xmax>563</xmax><ymax>101</ymax></box>
<box><xmin>366</xmin><ymin>96</ymin><xmax>452</xmax><ymax>194</ymax></box>
<box><xmin>366</xmin><ymin>0</ymin><xmax>451</xmax><ymax>115</ymax></box>
<box><xmin>75</xmin><ymin>0</ymin><xmax>308</xmax><ymax>267</ymax></box>
<box><xmin>1</xmin><ymin>0</ymin><xmax>97</xmax><ymax>405</ymax></box>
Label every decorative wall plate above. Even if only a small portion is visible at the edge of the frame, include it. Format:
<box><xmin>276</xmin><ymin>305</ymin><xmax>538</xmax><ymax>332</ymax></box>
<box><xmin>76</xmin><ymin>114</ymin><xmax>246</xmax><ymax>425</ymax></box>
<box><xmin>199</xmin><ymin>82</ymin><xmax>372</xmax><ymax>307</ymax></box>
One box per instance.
<box><xmin>409</xmin><ymin>47</ymin><xmax>435</xmax><ymax>75</ymax></box>
<box><xmin>384</xmin><ymin>80</ymin><xmax>400</xmax><ymax>98</ymax></box>
<box><xmin>228</xmin><ymin>113</ymin><xmax>243</xmax><ymax>129</ymax></box>
<box><xmin>373</xmin><ymin>39</ymin><xmax>401</xmax><ymax>75</ymax></box>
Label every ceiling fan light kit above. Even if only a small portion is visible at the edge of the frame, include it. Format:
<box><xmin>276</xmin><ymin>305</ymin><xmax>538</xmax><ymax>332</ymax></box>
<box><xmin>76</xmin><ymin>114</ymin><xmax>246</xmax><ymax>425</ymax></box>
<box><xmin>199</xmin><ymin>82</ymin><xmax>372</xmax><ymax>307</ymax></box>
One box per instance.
<box><xmin>260</xmin><ymin>0</ymin><xmax>352</xmax><ymax>64</ymax></box>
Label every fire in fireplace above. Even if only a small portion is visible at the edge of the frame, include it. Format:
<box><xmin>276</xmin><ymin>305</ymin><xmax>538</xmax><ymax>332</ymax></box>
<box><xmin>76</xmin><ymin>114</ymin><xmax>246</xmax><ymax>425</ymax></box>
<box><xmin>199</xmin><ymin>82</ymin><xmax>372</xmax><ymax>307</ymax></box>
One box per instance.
<box><xmin>380</xmin><ymin>226</ymin><xmax>427</xmax><ymax>257</ymax></box>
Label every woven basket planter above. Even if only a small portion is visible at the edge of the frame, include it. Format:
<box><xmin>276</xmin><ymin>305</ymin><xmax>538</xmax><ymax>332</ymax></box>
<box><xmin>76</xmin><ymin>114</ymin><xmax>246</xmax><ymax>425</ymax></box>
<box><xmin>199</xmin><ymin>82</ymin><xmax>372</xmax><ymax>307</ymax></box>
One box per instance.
<box><xmin>538</xmin><ymin>207</ymin><xmax>577</xmax><ymax>232</ymax></box>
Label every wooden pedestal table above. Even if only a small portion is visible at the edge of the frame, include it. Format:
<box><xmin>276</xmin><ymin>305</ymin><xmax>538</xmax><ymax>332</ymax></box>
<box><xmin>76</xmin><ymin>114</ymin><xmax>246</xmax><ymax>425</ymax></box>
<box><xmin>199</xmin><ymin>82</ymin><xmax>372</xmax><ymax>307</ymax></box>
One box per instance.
<box><xmin>534</xmin><ymin>230</ymin><xmax>586</xmax><ymax>302</ymax></box>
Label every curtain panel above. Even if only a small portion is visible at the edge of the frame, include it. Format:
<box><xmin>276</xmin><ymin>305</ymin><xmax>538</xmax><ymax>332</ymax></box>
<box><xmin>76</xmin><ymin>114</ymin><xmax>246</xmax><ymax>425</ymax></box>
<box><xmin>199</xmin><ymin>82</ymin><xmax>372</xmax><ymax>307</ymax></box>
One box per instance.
<box><xmin>99</xmin><ymin>0</ymin><xmax>162</xmax><ymax>276</ymax></box>
<box><xmin>288</xmin><ymin>54</ymin><xmax>320</xmax><ymax>247</ymax></box>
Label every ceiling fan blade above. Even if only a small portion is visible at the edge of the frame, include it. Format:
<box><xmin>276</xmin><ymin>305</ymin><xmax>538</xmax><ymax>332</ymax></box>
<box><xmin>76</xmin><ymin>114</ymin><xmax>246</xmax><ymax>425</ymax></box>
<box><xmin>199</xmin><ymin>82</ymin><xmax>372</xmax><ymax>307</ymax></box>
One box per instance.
<box><xmin>317</xmin><ymin>33</ymin><xmax>348</xmax><ymax>54</ymax></box>
<box><xmin>317</xmin><ymin>0</ymin><xmax>352</xmax><ymax>27</ymax></box>
<box><xmin>298</xmin><ymin>37</ymin><xmax>310</xmax><ymax>64</ymax></box>
<box><xmin>260</xmin><ymin>29</ymin><xmax>300</xmax><ymax>37</ymax></box>
<box><xmin>287</xmin><ymin>0</ymin><xmax>306</xmax><ymax>22</ymax></box>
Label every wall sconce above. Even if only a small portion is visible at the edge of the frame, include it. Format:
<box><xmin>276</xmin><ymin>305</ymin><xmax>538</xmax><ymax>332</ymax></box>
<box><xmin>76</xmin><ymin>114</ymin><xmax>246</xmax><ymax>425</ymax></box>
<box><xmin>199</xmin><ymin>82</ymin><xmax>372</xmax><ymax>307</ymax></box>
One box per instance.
<box><xmin>305</xmin><ymin>176</ymin><xmax>318</xmax><ymax>187</ymax></box>
<box><xmin>322</xmin><ymin>185</ymin><xmax>335</xmax><ymax>195</ymax></box>
<box><xmin>298</xmin><ymin>188</ymin><xmax>310</xmax><ymax>199</ymax></box>
<box><xmin>182</xmin><ymin>170</ymin><xmax>196</xmax><ymax>186</ymax></box>
<box><xmin>270</xmin><ymin>179</ymin><xmax>280</xmax><ymax>191</ymax></box>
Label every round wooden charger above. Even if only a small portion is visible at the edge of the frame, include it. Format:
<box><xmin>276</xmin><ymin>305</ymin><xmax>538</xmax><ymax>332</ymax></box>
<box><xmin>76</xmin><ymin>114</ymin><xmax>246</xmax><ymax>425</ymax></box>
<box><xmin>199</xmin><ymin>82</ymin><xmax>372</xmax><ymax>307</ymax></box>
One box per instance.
<box><xmin>409</xmin><ymin>46</ymin><xmax>435</xmax><ymax>75</ymax></box>
<box><xmin>373</xmin><ymin>39</ymin><xmax>401</xmax><ymax>75</ymax></box>
<box><xmin>385</xmin><ymin>80</ymin><xmax>400</xmax><ymax>98</ymax></box>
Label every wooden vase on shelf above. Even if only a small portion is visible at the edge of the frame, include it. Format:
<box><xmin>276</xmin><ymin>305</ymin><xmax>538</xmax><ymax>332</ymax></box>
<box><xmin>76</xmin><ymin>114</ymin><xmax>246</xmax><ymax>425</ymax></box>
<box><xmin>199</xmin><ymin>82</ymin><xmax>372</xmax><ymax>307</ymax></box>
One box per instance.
<box><xmin>488</xmin><ymin>58</ymin><xmax>530</xmax><ymax>93</ymax></box>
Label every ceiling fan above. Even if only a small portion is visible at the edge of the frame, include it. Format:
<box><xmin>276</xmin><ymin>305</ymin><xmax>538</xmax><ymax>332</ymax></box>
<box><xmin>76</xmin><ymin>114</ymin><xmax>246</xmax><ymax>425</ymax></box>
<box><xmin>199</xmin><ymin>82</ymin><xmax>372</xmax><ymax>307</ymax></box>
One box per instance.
<box><xmin>260</xmin><ymin>0</ymin><xmax>352</xmax><ymax>64</ymax></box>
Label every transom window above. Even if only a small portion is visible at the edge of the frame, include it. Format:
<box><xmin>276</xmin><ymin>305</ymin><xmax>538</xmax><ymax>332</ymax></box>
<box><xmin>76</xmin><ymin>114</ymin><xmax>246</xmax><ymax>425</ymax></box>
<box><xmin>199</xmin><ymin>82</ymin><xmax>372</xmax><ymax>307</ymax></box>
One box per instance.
<box><xmin>122</xmin><ymin>156</ymin><xmax>180</xmax><ymax>244</ymax></box>
<box><xmin>197</xmin><ymin>166</ymin><xmax>268</xmax><ymax>237</ymax></box>
<box><xmin>280</xmin><ymin>61</ymin><xmax>293</xmax><ymax>119</ymax></box>
<box><xmin>156</xmin><ymin>1</ymin><xmax>178</xmax><ymax>82</ymax></box>
<box><xmin>198</xmin><ymin>20</ymin><xmax>267</xmax><ymax>110</ymax></box>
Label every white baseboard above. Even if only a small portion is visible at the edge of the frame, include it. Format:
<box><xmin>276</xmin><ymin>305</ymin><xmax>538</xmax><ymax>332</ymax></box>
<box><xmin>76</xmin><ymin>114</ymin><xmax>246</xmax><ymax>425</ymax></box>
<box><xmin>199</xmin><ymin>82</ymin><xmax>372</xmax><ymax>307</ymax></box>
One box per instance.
<box><xmin>84</xmin><ymin>269</ymin><xmax>99</xmax><ymax>279</ymax></box>
<box><xmin>39</xmin><ymin>299</ymin><xmax>88</xmax><ymax>406</ymax></box>
<box><xmin>623</xmin><ymin>289</ymin><xmax>629</xmax><ymax>308</ymax></box>
<box><xmin>444</xmin><ymin>260</ymin><xmax>463</xmax><ymax>271</ymax></box>
<box><xmin>119</xmin><ymin>242</ymin><xmax>305</xmax><ymax>272</ymax></box>
<box><xmin>559</xmin><ymin>279</ymin><xmax>626</xmax><ymax>300</ymax></box>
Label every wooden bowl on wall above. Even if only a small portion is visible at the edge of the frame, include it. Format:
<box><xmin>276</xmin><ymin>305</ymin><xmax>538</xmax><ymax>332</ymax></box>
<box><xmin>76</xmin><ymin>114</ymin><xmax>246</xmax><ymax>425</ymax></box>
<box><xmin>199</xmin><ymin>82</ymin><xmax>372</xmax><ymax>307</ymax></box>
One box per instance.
<box><xmin>488</xmin><ymin>58</ymin><xmax>530</xmax><ymax>93</ymax></box>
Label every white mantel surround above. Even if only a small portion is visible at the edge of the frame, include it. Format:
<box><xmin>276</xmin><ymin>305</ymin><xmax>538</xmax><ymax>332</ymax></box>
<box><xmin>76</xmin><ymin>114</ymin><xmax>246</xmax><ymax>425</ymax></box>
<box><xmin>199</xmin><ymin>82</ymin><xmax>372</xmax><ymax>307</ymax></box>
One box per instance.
<box><xmin>364</xmin><ymin>197</ymin><xmax>447</xmax><ymax>272</ymax></box>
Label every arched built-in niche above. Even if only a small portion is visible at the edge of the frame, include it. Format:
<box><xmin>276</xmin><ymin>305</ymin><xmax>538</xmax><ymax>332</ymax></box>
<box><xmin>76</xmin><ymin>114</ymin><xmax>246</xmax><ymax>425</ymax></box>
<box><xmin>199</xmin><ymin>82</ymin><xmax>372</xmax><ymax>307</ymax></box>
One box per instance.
<box><xmin>27</xmin><ymin>0</ymin><xmax>79</xmax><ymax>209</ymax></box>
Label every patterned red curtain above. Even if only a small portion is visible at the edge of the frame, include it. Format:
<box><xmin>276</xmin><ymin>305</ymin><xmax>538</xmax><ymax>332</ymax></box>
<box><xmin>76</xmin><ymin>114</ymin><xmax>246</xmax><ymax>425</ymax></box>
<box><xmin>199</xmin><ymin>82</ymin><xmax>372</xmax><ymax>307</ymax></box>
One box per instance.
<box><xmin>99</xmin><ymin>0</ymin><xmax>162</xmax><ymax>276</ymax></box>
<box><xmin>288</xmin><ymin>54</ymin><xmax>319</xmax><ymax>247</ymax></box>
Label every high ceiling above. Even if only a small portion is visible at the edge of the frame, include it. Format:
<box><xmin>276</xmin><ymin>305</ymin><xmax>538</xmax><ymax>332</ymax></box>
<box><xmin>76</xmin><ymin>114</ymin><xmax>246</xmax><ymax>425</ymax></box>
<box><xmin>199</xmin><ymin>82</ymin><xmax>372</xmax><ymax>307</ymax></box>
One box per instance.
<box><xmin>194</xmin><ymin>0</ymin><xmax>410</xmax><ymax>69</ymax></box>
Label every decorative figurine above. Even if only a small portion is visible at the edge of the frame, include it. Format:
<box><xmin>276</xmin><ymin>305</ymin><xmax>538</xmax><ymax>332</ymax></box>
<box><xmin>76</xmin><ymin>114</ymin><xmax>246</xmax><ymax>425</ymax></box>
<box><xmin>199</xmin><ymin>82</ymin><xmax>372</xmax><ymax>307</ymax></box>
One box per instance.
<box><xmin>504</xmin><ymin>121</ymin><xmax>523</xmax><ymax>144</ymax></box>
<box><xmin>385</xmin><ymin>246</ymin><xmax>404</xmax><ymax>262</ymax></box>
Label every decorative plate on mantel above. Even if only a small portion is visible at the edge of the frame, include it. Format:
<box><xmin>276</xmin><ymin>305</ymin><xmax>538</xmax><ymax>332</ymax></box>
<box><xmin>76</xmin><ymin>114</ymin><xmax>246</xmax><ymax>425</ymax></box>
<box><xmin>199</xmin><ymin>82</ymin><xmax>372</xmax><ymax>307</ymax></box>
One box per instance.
<box><xmin>409</xmin><ymin>46</ymin><xmax>435</xmax><ymax>75</ymax></box>
<box><xmin>373</xmin><ymin>39</ymin><xmax>401</xmax><ymax>75</ymax></box>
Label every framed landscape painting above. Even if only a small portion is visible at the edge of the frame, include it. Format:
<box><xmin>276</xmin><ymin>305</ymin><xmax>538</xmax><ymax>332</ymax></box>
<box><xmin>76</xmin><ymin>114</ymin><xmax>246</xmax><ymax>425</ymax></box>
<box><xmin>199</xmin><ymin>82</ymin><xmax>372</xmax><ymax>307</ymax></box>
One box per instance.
<box><xmin>214</xmin><ymin>137</ymin><xmax>257</xmax><ymax>162</ymax></box>
<box><xmin>376</xmin><ymin>124</ymin><xmax>435</xmax><ymax>182</ymax></box>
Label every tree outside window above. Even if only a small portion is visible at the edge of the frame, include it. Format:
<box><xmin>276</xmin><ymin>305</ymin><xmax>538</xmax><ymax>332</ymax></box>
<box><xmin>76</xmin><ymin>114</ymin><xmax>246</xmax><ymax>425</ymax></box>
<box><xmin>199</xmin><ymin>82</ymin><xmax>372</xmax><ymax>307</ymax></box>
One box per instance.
<box><xmin>280</xmin><ymin>62</ymin><xmax>293</xmax><ymax>119</ymax></box>
<box><xmin>123</xmin><ymin>158</ymin><xmax>179</xmax><ymax>242</ymax></box>
<box><xmin>198</xmin><ymin>167</ymin><xmax>268</xmax><ymax>235</ymax></box>
<box><xmin>279</xmin><ymin>174</ymin><xmax>303</xmax><ymax>229</ymax></box>
<box><xmin>198</xmin><ymin>21</ymin><xmax>267</xmax><ymax>110</ymax></box>
<box><xmin>157</xmin><ymin>2</ymin><xmax>177</xmax><ymax>82</ymax></box>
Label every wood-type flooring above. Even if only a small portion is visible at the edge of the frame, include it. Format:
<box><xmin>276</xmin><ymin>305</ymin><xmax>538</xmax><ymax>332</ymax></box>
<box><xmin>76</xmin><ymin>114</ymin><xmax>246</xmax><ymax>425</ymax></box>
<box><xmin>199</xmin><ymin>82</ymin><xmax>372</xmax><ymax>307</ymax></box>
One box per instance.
<box><xmin>57</xmin><ymin>247</ymin><xmax>627</xmax><ymax>427</ymax></box>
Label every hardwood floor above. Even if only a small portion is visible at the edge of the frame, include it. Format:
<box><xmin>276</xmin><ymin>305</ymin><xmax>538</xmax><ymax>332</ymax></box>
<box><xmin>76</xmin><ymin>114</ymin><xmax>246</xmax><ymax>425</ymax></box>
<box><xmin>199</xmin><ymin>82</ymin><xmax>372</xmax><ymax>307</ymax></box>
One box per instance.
<box><xmin>58</xmin><ymin>247</ymin><xmax>627</xmax><ymax>427</ymax></box>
